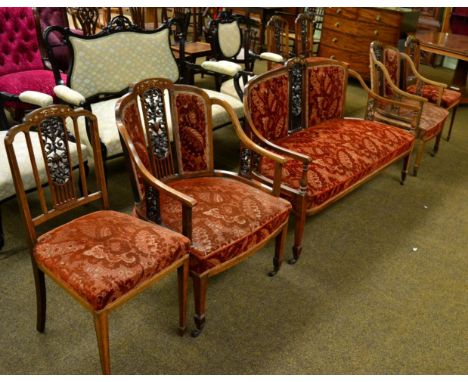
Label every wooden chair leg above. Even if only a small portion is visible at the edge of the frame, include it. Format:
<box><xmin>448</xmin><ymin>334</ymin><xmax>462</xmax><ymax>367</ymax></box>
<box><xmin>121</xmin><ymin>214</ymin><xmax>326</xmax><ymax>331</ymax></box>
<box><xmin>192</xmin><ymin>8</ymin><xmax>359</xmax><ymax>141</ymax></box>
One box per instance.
<box><xmin>191</xmin><ymin>274</ymin><xmax>208</xmax><ymax>338</ymax></box>
<box><xmin>269</xmin><ymin>222</ymin><xmax>288</xmax><ymax>277</ymax></box>
<box><xmin>177</xmin><ymin>259</ymin><xmax>189</xmax><ymax>336</ymax></box>
<box><xmin>446</xmin><ymin>105</ymin><xmax>458</xmax><ymax>142</ymax></box>
<box><xmin>400</xmin><ymin>152</ymin><xmax>411</xmax><ymax>185</ymax></box>
<box><xmin>432</xmin><ymin>132</ymin><xmax>442</xmax><ymax>157</ymax></box>
<box><xmin>413</xmin><ymin>140</ymin><xmax>426</xmax><ymax>177</ymax></box>
<box><xmin>0</xmin><ymin>204</ymin><xmax>4</xmax><ymax>250</ymax></box>
<box><xmin>32</xmin><ymin>262</ymin><xmax>46</xmax><ymax>333</ymax></box>
<box><xmin>289</xmin><ymin>195</ymin><xmax>306</xmax><ymax>265</ymax></box>
<box><xmin>93</xmin><ymin>311</ymin><xmax>110</xmax><ymax>375</ymax></box>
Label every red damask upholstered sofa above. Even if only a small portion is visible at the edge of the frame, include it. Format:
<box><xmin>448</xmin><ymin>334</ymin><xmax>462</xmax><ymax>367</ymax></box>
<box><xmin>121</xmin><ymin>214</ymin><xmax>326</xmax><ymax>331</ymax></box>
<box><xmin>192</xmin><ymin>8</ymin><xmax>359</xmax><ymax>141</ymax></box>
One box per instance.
<box><xmin>243</xmin><ymin>58</ymin><xmax>418</xmax><ymax>263</ymax></box>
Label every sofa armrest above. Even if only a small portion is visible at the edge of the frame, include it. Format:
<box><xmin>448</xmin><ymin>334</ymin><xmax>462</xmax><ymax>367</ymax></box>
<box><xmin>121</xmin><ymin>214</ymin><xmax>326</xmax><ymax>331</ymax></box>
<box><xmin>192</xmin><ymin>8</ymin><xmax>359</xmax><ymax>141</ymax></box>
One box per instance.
<box><xmin>259</xmin><ymin>52</ymin><xmax>285</xmax><ymax>63</ymax></box>
<box><xmin>18</xmin><ymin>91</ymin><xmax>54</xmax><ymax>107</ymax></box>
<box><xmin>54</xmin><ymin>85</ymin><xmax>86</xmax><ymax>106</ymax></box>
<box><xmin>201</xmin><ymin>60</ymin><xmax>243</xmax><ymax>76</ymax></box>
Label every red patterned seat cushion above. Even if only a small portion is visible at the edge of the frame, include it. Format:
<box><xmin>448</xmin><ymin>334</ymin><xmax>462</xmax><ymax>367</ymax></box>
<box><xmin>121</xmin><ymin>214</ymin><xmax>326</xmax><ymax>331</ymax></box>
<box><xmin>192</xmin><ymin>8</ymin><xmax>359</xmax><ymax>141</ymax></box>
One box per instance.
<box><xmin>0</xmin><ymin>70</ymin><xmax>67</xmax><ymax>109</ymax></box>
<box><xmin>260</xmin><ymin>119</ymin><xmax>415</xmax><ymax>211</ymax></box>
<box><xmin>406</xmin><ymin>84</ymin><xmax>461</xmax><ymax>108</ymax></box>
<box><xmin>417</xmin><ymin>102</ymin><xmax>449</xmax><ymax>141</ymax></box>
<box><xmin>34</xmin><ymin>210</ymin><xmax>190</xmax><ymax>311</ymax></box>
<box><xmin>139</xmin><ymin>177</ymin><xmax>291</xmax><ymax>275</ymax></box>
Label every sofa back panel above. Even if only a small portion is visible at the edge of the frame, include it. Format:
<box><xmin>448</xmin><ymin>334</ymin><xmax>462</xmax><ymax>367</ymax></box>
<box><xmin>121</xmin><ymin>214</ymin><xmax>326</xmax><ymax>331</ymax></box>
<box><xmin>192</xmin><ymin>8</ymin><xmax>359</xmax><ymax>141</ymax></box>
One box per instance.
<box><xmin>247</xmin><ymin>71</ymin><xmax>290</xmax><ymax>141</ymax></box>
<box><xmin>174</xmin><ymin>90</ymin><xmax>212</xmax><ymax>175</ymax></box>
<box><xmin>307</xmin><ymin>64</ymin><xmax>346</xmax><ymax>126</ymax></box>
<box><xmin>69</xmin><ymin>28</ymin><xmax>179</xmax><ymax>99</ymax></box>
<box><xmin>0</xmin><ymin>7</ymin><xmax>43</xmax><ymax>77</ymax></box>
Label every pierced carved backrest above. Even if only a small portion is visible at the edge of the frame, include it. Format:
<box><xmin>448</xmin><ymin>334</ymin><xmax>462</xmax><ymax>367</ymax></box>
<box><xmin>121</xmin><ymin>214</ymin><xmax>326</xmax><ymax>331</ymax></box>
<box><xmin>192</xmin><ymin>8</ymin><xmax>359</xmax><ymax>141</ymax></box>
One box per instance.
<box><xmin>306</xmin><ymin>62</ymin><xmax>347</xmax><ymax>126</ymax></box>
<box><xmin>245</xmin><ymin>69</ymin><xmax>290</xmax><ymax>141</ymax></box>
<box><xmin>49</xmin><ymin>16</ymin><xmax>180</xmax><ymax>101</ymax></box>
<box><xmin>67</xmin><ymin>7</ymin><xmax>99</xmax><ymax>36</ymax></box>
<box><xmin>294</xmin><ymin>13</ymin><xmax>315</xmax><ymax>57</ymax></box>
<box><xmin>370</xmin><ymin>41</ymin><xmax>403</xmax><ymax>98</ymax></box>
<box><xmin>4</xmin><ymin>105</ymin><xmax>108</xmax><ymax>246</ymax></box>
<box><xmin>266</xmin><ymin>15</ymin><xmax>290</xmax><ymax>62</ymax></box>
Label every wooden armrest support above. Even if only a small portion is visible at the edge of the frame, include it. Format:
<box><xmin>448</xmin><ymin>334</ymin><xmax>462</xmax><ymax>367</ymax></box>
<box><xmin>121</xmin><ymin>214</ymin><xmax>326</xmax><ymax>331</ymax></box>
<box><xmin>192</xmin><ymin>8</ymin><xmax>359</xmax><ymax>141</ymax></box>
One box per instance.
<box><xmin>401</xmin><ymin>53</ymin><xmax>448</xmax><ymax>90</ymax></box>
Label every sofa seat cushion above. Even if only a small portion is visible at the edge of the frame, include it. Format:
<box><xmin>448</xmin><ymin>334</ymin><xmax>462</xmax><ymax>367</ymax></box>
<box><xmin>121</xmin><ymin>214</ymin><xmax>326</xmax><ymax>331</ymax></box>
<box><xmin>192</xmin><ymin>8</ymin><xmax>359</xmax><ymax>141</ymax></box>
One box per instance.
<box><xmin>144</xmin><ymin>177</ymin><xmax>291</xmax><ymax>274</ymax></box>
<box><xmin>406</xmin><ymin>84</ymin><xmax>461</xmax><ymax>108</ymax></box>
<box><xmin>34</xmin><ymin>210</ymin><xmax>190</xmax><ymax>311</ymax></box>
<box><xmin>0</xmin><ymin>130</ymin><xmax>88</xmax><ymax>201</ymax></box>
<box><xmin>259</xmin><ymin>119</ymin><xmax>415</xmax><ymax>211</ymax></box>
<box><xmin>0</xmin><ymin>70</ymin><xmax>67</xmax><ymax>110</ymax></box>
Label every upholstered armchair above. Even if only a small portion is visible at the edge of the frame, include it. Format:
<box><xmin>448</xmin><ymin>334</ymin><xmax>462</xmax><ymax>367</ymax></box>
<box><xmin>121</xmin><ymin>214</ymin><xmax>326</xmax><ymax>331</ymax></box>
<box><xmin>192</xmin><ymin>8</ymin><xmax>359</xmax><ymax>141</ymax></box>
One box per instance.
<box><xmin>370</xmin><ymin>41</ymin><xmax>449</xmax><ymax>175</ymax></box>
<box><xmin>404</xmin><ymin>35</ymin><xmax>461</xmax><ymax>141</ymax></box>
<box><xmin>4</xmin><ymin>105</ymin><xmax>190</xmax><ymax>374</ymax></box>
<box><xmin>116</xmin><ymin>78</ymin><xmax>292</xmax><ymax>336</ymax></box>
<box><xmin>0</xmin><ymin>7</ymin><xmax>63</xmax><ymax>130</ymax></box>
<box><xmin>44</xmin><ymin>15</ymin><xmax>244</xmax><ymax>169</ymax></box>
<box><xmin>243</xmin><ymin>58</ymin><xmax>417</xmax><ymax>264</ymax></box>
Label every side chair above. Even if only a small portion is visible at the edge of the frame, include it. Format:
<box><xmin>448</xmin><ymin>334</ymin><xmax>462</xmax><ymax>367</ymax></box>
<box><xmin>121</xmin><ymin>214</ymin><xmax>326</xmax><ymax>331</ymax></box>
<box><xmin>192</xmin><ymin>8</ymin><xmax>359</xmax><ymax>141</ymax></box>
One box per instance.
<box><xmin>116</xmin><ymin>78</ymin><xmax>292</xmax><ymax>337</ymax></box>
<box><xmin>4</xmin><ymin>105</ymin><xmax>190</xmax><ymax>374</ymax></box>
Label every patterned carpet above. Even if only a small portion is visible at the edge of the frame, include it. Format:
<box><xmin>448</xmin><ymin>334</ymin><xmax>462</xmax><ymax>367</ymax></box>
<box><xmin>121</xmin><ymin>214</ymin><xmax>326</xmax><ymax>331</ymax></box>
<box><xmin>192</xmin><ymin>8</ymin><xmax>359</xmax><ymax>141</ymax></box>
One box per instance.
<box><xmin>0</xmin><ymin>63</ymin><xmax>467</xmax><ymax>374</ymax></box>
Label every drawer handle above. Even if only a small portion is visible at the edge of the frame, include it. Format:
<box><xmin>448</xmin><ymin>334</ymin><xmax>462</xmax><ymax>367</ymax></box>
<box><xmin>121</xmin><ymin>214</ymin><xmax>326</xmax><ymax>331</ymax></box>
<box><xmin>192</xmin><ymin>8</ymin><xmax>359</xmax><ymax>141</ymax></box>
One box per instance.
<box><xmin>375</xmin><ymin>15</ymin><xmax>381</xmax><ymax>22</ymax></box>
<box><xmin>335</xmin><ymin>22</ymin><xmax>340</xmax><ymax>27</ymax></box>
<box><xmin>336</xmin><ymin>8</ymin><xmax>342</xmax><ymax>14</ymax></box>
<box><xmin>332</xmin><ymin>37</ymin><xmax>338</xmax><ymax>43</ymax></box>
<box><xmin>330</xmin><ymin>55</ymin><xmax>336</xmax><ymax>60</ymax></box>
<box><xmin>374</xmin><ymin>29</ymin><xmax>379</xmax><ymax>36</ymax></box>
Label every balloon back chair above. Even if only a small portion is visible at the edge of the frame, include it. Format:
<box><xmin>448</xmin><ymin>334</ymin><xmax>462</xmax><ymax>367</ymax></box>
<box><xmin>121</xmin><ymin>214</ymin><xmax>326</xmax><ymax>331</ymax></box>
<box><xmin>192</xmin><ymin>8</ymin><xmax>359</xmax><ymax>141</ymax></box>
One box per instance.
<box><xmin>370</xmin><ymin>41</ymin><xmax>449</xmax><ymax>175</ymax></box>
<box><xmin>116</xmin><ymin>78</ymin><xmax>292</xmax><ymax>337</ymax></box>
<box><xmin>0</xmin><ymin>7</ymin><xmax>62</xmax><ymax>130</ymax></box>
<box><xmin>4</xmin><ymin>105</ymin><xmax>190</xmax><ymax>374</ymax></box>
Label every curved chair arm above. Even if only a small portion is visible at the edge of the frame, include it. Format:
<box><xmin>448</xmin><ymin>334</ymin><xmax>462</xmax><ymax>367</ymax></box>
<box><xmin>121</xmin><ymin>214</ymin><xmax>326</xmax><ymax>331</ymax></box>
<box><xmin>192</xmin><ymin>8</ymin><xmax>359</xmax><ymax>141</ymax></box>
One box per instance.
<box><xmin>249</xmin><ymin>51</ymin><xmax>285</xmax><ymax>64</ymax></box>
<box><xmin>211</xmin><ymin>97</ymin><xmax>288</xmax><ymax>196</ymax></box>
<box><xmin>53</xmin><ymin>85</ymin><xmax>86</xmax><ymax>107</ymax></box>
<box><xmin>0</xmin><ymin>90</ymin><xmax>53</xmax><ymax>108</ymax></box>
<box><xmin>201</xmin><ymin>60</ymin><xmax>243</xmax><ymax>76</ymax></box>
<box><xmin>372</xmin><ymin>59</ymin><xmax>427</xmax><ymax>104</ymax></box>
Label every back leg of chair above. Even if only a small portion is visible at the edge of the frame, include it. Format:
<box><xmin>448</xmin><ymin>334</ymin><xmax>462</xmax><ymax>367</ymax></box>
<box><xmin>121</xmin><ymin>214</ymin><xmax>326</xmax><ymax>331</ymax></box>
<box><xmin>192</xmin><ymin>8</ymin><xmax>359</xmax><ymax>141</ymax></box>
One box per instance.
<box><xmin>191</xmin><ymin>274</ymin><xmax>208</xmax><ymax>337</ymax></box>
<box><xmin>269</xmin><ymin>222</ymin><xmax>288</xmax><ymax>277</ymax></box>
<box><xmin>177</xmin><ymin>259</ymin><xmax>189</xmax><ymax>336</ymax></box>
<box><xmin>32</xmin><ymin>261</ymin><xmax>46</xmax><ymax>332</ymax></box>
<box><xmin>432</xmin><ymin>132</ymin><xmax>442</xmax><ymax>157</ymax></box>
<box><xmin>93</xmin><ymin>310</ymin><xmax>110</xmax><ymax>374</ymax></box>
<box><xmin>400</xmin><ymin>152</ymin><xmax>411</xmax><ymax>185</ymax></box>
<box><xmin>0</xmin><ymin>205</ymin><xmax>4</xmax><ymax>250</ymax></box>
<box><xmin>413</xmin><ymin>140</ymin><xmax>426</xmax><ymax>177</ymax></box>
<box><xmin>446</xmin><ymin>105</ymin><xmax>458</xmax><ymax>142</ymax></box>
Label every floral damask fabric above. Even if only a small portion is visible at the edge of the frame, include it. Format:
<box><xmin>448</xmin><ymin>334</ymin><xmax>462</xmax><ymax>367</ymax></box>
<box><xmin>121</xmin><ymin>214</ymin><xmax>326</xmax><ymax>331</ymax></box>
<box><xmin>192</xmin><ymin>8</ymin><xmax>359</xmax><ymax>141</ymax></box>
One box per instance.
<box><xmin>248</xmin><ymin>72</ymin><xmax>289</xmax><ymax>141</ymax></box>
<box><xmin>417</xmin><ymin>103</ymin><xmax>449</xmax><ymax>141</ymax></box>
<box><xmin>137</xmin><ymin>177</ymin><xmax>291</xmax><ymax>274</ymax></box>
<box><xmin>34</xmin><ymin>210</ymin><xmax>190</xmax><ymax>311</ymax></box>
<box><xmin>259</xmin><ymin>119</ymin><xmax>415</xmax><ymax>211</ymax></box>
<box><xmin>406</xmin><ymin>84</ymin><xmax>461</xmax><ymax>108</ymax></box>
<box><xmin>175</xmin><ymin>92</ymin><xmax>210</xmax><ymax>173</ymax></box>
<box><xmin>307</xmin><ymin>65</ymin><xmax>346</xmax><ymax>126</ymax></box>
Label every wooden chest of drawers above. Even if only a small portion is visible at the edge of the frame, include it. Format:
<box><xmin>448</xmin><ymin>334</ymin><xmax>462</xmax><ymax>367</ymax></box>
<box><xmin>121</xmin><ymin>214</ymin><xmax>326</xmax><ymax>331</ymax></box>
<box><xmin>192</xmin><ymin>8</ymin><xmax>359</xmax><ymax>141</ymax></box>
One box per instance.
<box><xmin>319</xmin><ymin>8</ymin><xmax>414</xmax><ymax>79</ymax></box>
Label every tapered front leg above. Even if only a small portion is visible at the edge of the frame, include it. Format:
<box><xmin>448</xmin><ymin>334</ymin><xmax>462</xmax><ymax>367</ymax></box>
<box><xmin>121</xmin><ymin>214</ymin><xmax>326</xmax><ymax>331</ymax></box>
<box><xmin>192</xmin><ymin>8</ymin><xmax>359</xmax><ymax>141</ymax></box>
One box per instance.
<box><xmin>269</xmin><ymin>222</ymin><xmax>288</xmax><ymax>277</ymax></box>
<box><xmin>191</xmin><ymin>274</ymin><xmax>208</xmax><ymax>338</ymax></box>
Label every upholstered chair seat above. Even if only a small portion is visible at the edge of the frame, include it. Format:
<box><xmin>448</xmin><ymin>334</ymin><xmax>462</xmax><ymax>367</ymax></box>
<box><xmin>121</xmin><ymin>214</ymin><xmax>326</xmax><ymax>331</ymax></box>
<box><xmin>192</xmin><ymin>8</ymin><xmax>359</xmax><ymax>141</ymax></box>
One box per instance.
<box><xmin>259</xmin><ymin>119</ymin><xmax>415</xmax><ymax>211</ymax></box>
<box><xmin>0</xmin><ymin>129</ymin><xmax>88</xmax><ymax>202</ymax></box>
<box><xmin>135</xmin><ymin>177</ymin><xmax>291</xmax><ymax>274</ymax></box>
<box><xmin>406</xmin><ymin>84</ymin><xmax>461</xmax><ymax>109</ymax></box>
<box><xmin>34</xmin><ymin>210</ymin><xmax>190</xmax><ymax>311</ymax></box>
<box><xmin>413</xmin><ymin>102</ymin><xmax>449</xmax><ymax>141</ymax></box>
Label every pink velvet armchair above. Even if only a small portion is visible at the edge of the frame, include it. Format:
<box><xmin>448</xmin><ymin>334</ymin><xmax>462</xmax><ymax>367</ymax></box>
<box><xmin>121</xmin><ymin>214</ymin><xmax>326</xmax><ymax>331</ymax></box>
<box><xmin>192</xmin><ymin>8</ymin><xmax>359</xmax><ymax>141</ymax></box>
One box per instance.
<box><xmin>0</xmin><ymin>7</ymin><xmax>66</xmax><ymax>129</ymax></box>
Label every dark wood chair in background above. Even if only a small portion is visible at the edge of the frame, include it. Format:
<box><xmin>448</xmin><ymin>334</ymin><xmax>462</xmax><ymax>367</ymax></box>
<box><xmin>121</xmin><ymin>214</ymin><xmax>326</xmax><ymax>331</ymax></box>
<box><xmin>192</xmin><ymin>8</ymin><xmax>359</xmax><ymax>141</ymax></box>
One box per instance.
<box><xmin>67</xmin><ymin>7</ymin><xmax>100</xmax><ymax>36</ymax></box>
<box><xmin>4</xmin><ymin>105</ymin><xmax>190</xmax><ymax>374</ymax></box>
<box><xmin>294</xmin><ymin>13</ymin><xmax>315</xmax><ymax>57</ymax></box>
<box><xmin>116</xmin><ymin>78</ymin><xmax>292</xmax><ymax>337</ymax></box>
<box><xmin>370</xmin><ymin>41</ymin><xmax>449</xmax><ymax>175</ymax></box>
<box><xmin>265</xmin><ymin>15</ymin><xmax>291</xmax><ymax>69</ymax></box>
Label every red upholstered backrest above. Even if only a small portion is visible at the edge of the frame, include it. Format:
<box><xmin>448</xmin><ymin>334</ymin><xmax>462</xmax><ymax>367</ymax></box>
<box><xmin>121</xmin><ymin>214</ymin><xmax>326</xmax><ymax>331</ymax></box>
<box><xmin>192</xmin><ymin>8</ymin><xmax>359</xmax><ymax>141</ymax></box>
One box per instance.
<box><xmin>0</xmin><ymin>7</ymin><xmax>44</xmax><ymax>77</ymax></box>
<box><xmin>247</xmin><ymin>72</ymin><xmax>289</xmax><ymax>141</ymax></box>
<box><xmin>307</xmin><ymin>64</ymin><xmax>346</xmax><ymax>126</ymax></box>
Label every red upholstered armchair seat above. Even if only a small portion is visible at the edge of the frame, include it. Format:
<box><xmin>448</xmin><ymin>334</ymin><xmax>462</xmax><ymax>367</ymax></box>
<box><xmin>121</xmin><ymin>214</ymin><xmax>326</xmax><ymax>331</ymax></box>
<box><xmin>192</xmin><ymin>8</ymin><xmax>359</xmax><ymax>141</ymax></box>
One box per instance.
<box><xmin>34</xmin><ymin>210</ymin><xmax>190</xmax><ymax>311</ymax></box>
<box><xmin>138</xmin><ymin>177</ymin><xmax>291</xmax><ymax>274</ymax></box>
<box><xmin>0</xmin><ymin>70</ymin><xmax>67</xmax><ymax>109</ymax></box>
<box><xmin>260</xmin><ymin>119</ymin><xmax>415</xmax><ymax>211</ymax></box>
<box><xmin>406</xmin><ymin>84</ymin><xmax>461</xmax><ymax>108</ymax></box>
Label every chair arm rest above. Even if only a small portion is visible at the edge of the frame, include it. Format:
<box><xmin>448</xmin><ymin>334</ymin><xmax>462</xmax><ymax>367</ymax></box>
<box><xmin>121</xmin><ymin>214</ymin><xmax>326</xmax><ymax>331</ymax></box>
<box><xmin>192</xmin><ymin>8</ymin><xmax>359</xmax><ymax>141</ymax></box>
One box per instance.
<box><xmin>54</xmin><ymin>85</ymin><xmax>86</xmax><ymax>106</ymax></box>
<box><xmin>401</xmin><ymin>53</ymin><xmax>448</xmax><ymax>90</ymax></box>
<box><xmin>259</xmin><ymin>52</ymin><xmax>285</xmax><ymax>63</ymax></box>
<box><xmin>201</xmin><ymin>60</ymin><xmax>243</xmax><ymax>76</ymax></box>
<box><xmin>18</xmin><ymin>91</ymin><xmax>53</xmax><ymax>107</ymax></box>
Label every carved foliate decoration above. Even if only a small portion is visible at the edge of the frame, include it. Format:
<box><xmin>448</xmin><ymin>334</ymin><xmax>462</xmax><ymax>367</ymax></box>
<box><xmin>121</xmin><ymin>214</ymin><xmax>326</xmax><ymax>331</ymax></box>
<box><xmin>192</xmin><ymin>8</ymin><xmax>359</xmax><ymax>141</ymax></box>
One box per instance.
<box><xmin>142</xmin><ymin>88</ymin><xmax>170</xmax><ymax>160</ymax></box>
<box><xmin>104</xmin><ymin>15</ymin><xmax>140</xmax><ymax>32</ymax></box>
<box><xmin>291</xmin><ymin>64</ymin><xmax>303</xmax><ymax>117</ymax></box>
<box><xmin>365</xmin><ymin>99</ymin><xmax>376</xmax><ymax>121</ymax></box>
<box><xmin>72</xmin><ymin>7</ymin><xmax>99</xmax><ymax>36</ymax></box>
<box><xmin>145</xmin><ymin>184</ymin><xmax>161</xmax><ymax>224</ymax></box>
<box><xmin>251</xmin><ymin>151</ymin><xmax>260</xmax><ymax>172</ymax></box>
<box><xmin>273</xmin><ymin>19</ymin><xmax>282</xmax><ymax>53</ymax></box>
<box><xmin>39</xmin><ymin>116</ymin><xmax>71</xmax><ymax>185</ymax></box>
<box><xmin>239</xmin><ymin>147</ymin><xmax>251</xmax><ymax>176</ymax></box>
